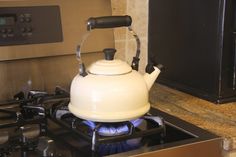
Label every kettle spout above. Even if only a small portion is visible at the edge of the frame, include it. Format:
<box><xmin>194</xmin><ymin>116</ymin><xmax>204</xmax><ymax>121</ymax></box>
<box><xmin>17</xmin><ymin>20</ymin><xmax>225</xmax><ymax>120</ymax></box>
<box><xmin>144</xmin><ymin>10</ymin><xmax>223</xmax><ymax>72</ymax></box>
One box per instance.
<box><xmin>143</xmin><ymin>64</ymin><xmax>162</xmax><ymax>90</ymax></box>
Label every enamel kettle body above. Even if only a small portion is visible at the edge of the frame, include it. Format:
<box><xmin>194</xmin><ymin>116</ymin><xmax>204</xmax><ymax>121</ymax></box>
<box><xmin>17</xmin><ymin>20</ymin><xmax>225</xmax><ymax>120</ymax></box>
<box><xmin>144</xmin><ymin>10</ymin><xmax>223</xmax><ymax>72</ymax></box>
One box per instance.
<box><xmin>69</xmin><ymin>16</ymin><xmax>161</xmax><ymax>122</ymax></box>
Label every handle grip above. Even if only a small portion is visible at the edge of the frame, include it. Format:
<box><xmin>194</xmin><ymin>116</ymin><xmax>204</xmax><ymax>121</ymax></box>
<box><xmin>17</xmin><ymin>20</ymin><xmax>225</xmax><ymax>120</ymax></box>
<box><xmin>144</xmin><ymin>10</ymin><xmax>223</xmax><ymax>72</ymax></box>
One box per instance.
<box><xmin>87</xmin><ymin>15</ymin><xmax>132</xmax><ymax>30</ymax></box>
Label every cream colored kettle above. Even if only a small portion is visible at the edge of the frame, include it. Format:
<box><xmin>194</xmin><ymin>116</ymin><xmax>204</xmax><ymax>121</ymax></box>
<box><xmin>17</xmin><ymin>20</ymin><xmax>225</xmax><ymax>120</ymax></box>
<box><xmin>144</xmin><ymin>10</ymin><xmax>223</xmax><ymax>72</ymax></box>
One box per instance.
<box><xmin>68</xmin><ymin>16</ymin><xmax>162</xmax><ymax>122</ymax></box>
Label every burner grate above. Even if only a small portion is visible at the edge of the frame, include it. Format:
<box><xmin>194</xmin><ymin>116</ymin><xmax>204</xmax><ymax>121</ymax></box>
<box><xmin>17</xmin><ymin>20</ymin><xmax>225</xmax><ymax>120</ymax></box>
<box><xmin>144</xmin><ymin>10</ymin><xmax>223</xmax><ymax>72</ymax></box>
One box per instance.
<box><xmin>49</xmin><ymin>113</ymin><xmax>166</xmax><ymax>153</ymax></box>
<box><xmin>0</xmin><ymin>87</ymin><xmax>168</xmax><ymax>156</ymax></box>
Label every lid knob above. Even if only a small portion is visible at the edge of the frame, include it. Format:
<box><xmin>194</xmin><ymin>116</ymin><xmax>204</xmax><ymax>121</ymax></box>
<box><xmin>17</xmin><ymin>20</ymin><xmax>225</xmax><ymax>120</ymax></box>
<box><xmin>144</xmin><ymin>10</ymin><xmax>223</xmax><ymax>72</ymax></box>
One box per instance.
<box><xmin>103</xmin><ymin>48</ymin><xmax>116</xmax><ymax>60</ymax></box>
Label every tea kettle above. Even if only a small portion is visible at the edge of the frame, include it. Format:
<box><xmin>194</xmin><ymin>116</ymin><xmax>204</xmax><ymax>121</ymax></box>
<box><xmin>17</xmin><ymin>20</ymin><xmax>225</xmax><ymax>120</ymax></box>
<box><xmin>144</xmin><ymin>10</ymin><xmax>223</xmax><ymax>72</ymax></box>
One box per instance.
<box><xmin>68</xmin><ymin>16</ymin><xmax>162</xmax><ymax>122</ymax></box>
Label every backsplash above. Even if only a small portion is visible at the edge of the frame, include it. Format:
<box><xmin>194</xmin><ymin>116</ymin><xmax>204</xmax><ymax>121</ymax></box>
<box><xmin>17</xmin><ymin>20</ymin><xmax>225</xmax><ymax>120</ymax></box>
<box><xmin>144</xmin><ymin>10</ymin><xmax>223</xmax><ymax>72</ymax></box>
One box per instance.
<box><xmin>111</xmin><ymin>0</ymin><xmax>149</xmax><ymax>74</ymax></box>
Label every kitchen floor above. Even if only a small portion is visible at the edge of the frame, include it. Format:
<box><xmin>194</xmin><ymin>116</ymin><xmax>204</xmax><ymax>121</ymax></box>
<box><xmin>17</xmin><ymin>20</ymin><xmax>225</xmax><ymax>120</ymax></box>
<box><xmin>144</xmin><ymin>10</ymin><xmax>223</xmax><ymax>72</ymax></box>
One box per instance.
<box><xmin>150</xmin><ymin>83</ymin><xmax>236</xmax><ymax>157</ymax></box>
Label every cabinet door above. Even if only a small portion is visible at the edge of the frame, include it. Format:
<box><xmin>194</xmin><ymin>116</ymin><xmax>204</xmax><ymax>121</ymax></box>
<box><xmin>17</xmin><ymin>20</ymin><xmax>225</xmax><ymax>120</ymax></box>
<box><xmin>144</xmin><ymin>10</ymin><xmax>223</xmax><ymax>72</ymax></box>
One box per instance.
<box><xmin>148</xmin><ymin>0</ymin><xmax>224</xmax><ymax>102</ymax></box>
<box><xmin>220</xmin><ymin>0</ymin><xmax>236</xmax><ymax>99</ymax></box>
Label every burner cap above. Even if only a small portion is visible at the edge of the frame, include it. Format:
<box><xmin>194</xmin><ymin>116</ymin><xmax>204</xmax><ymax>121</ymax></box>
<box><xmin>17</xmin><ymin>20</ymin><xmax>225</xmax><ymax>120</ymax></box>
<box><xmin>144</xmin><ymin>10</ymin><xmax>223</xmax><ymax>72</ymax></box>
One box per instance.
<box><xmin>83</xmin><ymin>119</ymin><xmax>143</xmax><ymax>136</ymax></box>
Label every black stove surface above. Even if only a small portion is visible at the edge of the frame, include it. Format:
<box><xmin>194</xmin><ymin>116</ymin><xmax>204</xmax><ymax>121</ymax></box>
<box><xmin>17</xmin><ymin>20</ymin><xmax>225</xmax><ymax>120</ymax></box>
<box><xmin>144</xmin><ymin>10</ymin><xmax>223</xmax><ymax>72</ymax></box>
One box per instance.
<box><xmin>0</xmin><ymin>88</ymin><xmax>219</xmax><ymax>157</ymax></box>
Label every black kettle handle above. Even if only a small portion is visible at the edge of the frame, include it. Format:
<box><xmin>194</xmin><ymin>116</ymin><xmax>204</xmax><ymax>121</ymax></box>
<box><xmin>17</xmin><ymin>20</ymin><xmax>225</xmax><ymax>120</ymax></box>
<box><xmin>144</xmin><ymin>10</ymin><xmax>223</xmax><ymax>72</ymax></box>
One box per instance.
<box><xmin>87</xmin><ymin>15</ymin><xmax>132</xmax><ymax>30</ymax></box>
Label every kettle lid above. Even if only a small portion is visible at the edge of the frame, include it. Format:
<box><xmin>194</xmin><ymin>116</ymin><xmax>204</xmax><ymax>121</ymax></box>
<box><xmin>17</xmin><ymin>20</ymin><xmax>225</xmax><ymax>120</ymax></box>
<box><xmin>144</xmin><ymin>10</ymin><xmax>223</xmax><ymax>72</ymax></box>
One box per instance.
<box><xmin>88</xmin><ymin>48</ymin><xmax>132</xmax><ymax>75</ymax></box>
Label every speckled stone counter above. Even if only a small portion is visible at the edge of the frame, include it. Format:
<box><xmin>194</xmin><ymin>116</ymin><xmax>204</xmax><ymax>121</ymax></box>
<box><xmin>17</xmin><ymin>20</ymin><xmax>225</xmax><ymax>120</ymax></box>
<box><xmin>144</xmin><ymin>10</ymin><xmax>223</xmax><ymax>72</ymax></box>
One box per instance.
<box><xmin>150</xmin><ymin>84</ymin><xmax>236</xmax><ymax>153</ymax></box>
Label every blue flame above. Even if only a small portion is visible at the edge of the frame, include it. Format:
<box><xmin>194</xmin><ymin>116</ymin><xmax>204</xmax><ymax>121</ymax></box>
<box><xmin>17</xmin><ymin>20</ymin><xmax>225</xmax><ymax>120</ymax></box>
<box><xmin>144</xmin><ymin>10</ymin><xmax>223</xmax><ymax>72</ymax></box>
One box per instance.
<box><xmin>97</xmin><ymin>138</ymin><xmax>141</xmax><ymax>156</ymax></box>
<box><xmin>83</xmin><ymin>119</ymin><xmax>143</xmax><ymax>136</ymax></box>
<box><xmin>82</xmin><ymin>119</ymin><xmax>144</xmax><ymax>155</ymax></box>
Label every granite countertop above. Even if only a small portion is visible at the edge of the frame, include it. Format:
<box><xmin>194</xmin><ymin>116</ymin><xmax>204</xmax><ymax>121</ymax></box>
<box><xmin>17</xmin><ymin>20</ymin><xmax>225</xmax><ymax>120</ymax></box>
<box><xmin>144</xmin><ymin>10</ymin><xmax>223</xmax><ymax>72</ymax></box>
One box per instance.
<box><xmin>150</xmin><ymin>83</ymin><xmax>236</xmax><ymax>151</ymax></box>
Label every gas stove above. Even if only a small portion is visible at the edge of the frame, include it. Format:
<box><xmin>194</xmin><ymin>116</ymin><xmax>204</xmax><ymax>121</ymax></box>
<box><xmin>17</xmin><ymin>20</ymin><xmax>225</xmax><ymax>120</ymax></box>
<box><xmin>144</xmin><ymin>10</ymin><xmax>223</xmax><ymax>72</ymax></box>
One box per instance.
<box><xmin>0</xmin><ymin>2</ymin><xmax>223</xmax><ymax>157</ymax></box>
<box><xmin>0</xmin><ymin>87</ymin><xmax>222</xmax><ymax>157</ymax></box>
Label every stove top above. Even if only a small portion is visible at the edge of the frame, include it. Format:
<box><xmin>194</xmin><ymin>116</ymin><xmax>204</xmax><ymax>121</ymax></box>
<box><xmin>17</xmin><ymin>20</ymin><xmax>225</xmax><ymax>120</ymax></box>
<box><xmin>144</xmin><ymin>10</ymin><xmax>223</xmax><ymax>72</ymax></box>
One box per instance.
<box><xmin>0</xmin><ymin>87</ymin><xmax>221</xmax><ymax>157</ymax></box>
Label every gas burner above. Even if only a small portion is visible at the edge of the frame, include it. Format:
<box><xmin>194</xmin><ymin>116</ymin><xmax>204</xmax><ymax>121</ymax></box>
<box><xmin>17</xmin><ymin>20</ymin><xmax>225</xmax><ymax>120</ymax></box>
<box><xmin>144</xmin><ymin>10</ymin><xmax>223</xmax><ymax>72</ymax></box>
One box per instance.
<box><xmin>49</xmin><ymin>111</ymin><xmax>166</xmax><ymax>153</ymax></box>
<box><xmin>12</xmin><ymin>86</ymin><xmax>69</xmax><ymax>105</ymax></box>
<box><xmin>0</xmin><ymin>124</ymin><xmax>41</xmax><ymax>157</ymax></box>
<box><xmin>83</xmin><ymin>119</ymin><xmax>143</xmax><ymax>137</ymax></box>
